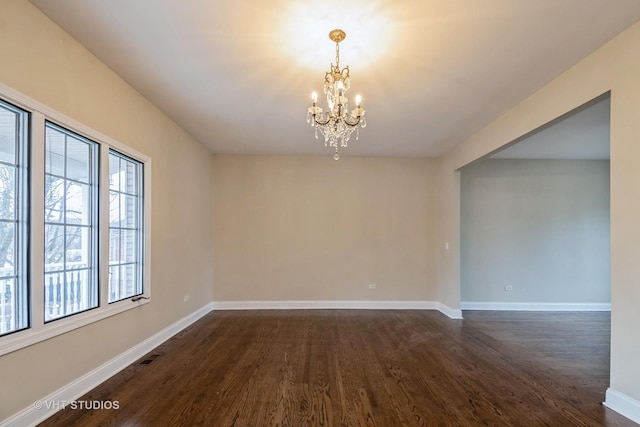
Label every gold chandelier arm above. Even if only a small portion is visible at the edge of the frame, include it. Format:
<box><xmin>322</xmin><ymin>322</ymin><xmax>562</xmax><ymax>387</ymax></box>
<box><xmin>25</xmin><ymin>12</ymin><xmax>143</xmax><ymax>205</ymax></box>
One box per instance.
<box><xmin>313</xmin><ymin>114</ymin><xmax>332</xmax><ymax>126</ymax></box>
<box><xmin>342</xmin><ymin>115</ymin><xmax>361</xmax><ymax>127</ymax></box>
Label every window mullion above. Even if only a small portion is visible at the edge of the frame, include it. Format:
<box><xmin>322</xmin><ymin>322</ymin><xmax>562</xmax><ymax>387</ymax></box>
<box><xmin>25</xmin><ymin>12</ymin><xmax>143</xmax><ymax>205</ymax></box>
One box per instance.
<box><xmin>99</xmin><ymin>144</ymin><xmax>110</xmax><ymax>307</ymax></box>
<box><xmin>30</xmin><ymin>111</ymin><xmax>46</xmax><ymax>331</ymax></box>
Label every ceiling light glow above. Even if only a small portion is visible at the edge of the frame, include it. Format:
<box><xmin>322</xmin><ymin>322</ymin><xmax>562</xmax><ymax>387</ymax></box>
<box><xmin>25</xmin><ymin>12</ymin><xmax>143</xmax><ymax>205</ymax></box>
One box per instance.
<box><xmin>279</xmin><ymin>0</ymin><xmax>395</xmax><ymax>70</ymax></box>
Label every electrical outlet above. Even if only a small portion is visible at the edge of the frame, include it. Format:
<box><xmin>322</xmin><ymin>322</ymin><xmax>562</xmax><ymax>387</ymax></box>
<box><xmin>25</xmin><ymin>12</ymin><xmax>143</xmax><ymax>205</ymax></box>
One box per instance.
<box><xmin>504</xmin><ymin>285</ymin><xmax>513</xmax><ymax>291</ymax></box>
<box><xmin>368</xmin><ymin>283</ymin><xmax>376</xmax><ymax>290</ymax></box>
<box><xmin>183</xmin><ymin>294</ymin><xmax>190</xmax><ymax>302</ymax></box>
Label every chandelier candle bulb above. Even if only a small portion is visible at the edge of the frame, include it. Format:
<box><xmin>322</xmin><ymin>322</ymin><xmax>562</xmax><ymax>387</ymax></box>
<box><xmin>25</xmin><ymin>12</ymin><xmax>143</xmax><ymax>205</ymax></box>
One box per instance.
<box><xmin>306</xmin><ymin>29</ymin><xmax>367</xmax><ymax>160</ymax></box>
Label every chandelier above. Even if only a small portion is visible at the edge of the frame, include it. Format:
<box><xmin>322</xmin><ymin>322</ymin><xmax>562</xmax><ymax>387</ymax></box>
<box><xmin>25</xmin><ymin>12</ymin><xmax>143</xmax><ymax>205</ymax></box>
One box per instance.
<box><xmin>306</xmin><ymin>29</ymin><xmax>366</xmax><ymax>160</ymax></box>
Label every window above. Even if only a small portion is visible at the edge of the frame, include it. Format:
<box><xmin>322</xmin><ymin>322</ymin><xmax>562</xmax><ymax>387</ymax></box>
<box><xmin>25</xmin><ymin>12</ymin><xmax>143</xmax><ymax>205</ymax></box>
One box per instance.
<box><xmin>44</xmin><ymin>122</ymin><xmax>99</xmax><ymax>321</ymax></box>
<box><xmin>108</xmin><ymin>151</ymin><xmax>143</xmax><ymax>302</ymax></box>
<box><xmin>0</xmin><ymin>100</ymin><xmax>28</xmax><ymax>337</ymax></box>
<box><xmin>0</xmin><ymin>85</ymin><xmax>150</xmax><ymax>356</ymax></box>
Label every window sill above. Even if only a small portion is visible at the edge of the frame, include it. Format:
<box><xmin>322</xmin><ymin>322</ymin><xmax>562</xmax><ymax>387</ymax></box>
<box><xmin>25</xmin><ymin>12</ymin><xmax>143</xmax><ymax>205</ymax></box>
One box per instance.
<box><xmin>0</xmin><ymin>297</ymin><xmax>150</xmax><ymax>357</ymax></box>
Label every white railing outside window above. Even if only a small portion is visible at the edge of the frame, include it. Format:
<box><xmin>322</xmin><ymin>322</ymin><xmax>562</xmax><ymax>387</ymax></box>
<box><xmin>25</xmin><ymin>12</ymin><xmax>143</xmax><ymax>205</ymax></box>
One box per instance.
<box><xmin>0</xmin><ymin>275</ymin><xmax>16</xmax><ymax>335</ymax></box>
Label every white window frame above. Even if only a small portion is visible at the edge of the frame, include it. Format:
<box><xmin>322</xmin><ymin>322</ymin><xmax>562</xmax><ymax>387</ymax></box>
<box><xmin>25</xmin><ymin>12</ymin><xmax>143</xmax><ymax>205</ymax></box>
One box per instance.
<box><xmin>108</xmin><ymin>150</ymin><xmax>145</xmax><ymax>303</ymax></box>
<box><xmin>0</xmin><ymin>82</ymin><xmax>152</xmax><ymax>357</ymax></box>
<box><xmin>43</xmin><ymin>121</ymin><xmax>100</xmax><ymax>322</ymax></box>
<box><xmin>0</xmin><ymin>98</ymin><xmax>29</xmax><ymax>337</ymax></box>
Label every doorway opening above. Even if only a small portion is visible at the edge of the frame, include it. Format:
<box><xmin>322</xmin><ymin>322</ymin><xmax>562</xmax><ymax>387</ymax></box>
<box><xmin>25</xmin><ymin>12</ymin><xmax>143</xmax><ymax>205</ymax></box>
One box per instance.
<box><xmin>460</xmin><ymin>94</ymin><xmax>610</xmax><ymax>311</ymax></box>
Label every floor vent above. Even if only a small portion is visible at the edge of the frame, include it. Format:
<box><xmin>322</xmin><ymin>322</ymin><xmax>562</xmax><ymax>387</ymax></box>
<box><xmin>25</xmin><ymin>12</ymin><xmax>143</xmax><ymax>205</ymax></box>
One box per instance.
<box><xmin>140</xmin><ymin>354</ymin><xmax>160</xmax><ymax>365</ymax></box>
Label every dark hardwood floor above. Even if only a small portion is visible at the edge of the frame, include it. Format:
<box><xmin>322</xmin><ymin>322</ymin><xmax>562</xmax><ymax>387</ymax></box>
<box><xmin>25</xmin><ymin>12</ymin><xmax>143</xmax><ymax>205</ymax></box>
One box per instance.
<box><xmin>39</xmin><ymin>310</ymin><xmax>637</xmax><ymax>426</ymax></box>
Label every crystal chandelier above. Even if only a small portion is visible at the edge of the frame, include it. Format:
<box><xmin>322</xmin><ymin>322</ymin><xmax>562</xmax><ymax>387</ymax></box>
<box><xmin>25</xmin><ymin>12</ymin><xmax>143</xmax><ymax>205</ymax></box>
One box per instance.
<box><xmin>306</xmin><ymin>29</ymin><xmax>366</xmax><ymax>160</ymax></box>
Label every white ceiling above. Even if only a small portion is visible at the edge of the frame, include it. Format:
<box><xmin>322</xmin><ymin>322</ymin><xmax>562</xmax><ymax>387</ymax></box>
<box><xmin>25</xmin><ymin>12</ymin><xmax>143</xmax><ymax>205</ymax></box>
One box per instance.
<box><xmin>30</xmin><ymin>0</ymin><xmax>640</xmax><ymax>158</ymax></box>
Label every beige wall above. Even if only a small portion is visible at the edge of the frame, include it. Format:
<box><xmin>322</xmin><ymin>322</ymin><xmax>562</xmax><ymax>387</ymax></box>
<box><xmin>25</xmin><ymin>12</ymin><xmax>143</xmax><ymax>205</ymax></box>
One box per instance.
<box><xmin>436</xmin><ymin>21</ymin><xmax>640</xmax><ymax>403</ymax></box>
<box><xmin>213</xmin><ymin>155</ymin><xmax>437</xmax><ymax>302</ymax></box>
<box><xmin>0</xmin><ymin>1</ymin><xmax>213</xmax><ymax>418</ymax></box>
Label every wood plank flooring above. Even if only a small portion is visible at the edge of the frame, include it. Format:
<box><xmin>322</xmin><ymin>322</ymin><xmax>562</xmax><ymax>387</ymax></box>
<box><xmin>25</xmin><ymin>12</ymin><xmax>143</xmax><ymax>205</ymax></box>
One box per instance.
<box><xmin>39</xmin><ymin>310</ymin><xmax>637</xmax><ymax>426</ymax></box>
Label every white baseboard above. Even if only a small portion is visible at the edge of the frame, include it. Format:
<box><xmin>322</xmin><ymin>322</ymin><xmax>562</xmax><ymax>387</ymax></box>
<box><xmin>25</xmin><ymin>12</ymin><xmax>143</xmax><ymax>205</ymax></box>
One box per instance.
<box><xmin>460</xmin><ymin>301</ymin><xmax>611</xmax><ymax>311</ymax></box>
<box><xmin>212</xmin><ymin>300</ymin><xmax>463</xmax><ymax>320</ymax></box>
<box><xmin>212</xmin><ymin>300</ymin><xmax>436</xmax><ymax>310</ymax></box>
<box><xmin>604</xmin><ymin>388</ymin><xmax>640</xmax><ymax>424</ymax></box>
<box><xmin>1</xmin><ymin>303</ymin><xmax>214</xmax><ymax>427</ymax></box>
<box><xmin>436</xmin><ymin>303</ymin><xmax>463</xmax><ymax>319</ymax></box>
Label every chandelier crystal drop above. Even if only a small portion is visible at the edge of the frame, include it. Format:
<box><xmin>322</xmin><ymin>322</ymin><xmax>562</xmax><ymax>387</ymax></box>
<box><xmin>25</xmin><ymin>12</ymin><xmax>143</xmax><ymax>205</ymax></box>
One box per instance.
<box><xmin>306</xmin><ymin>29</ymin><xmax>366</xmax><ymax>160</ymax></box>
